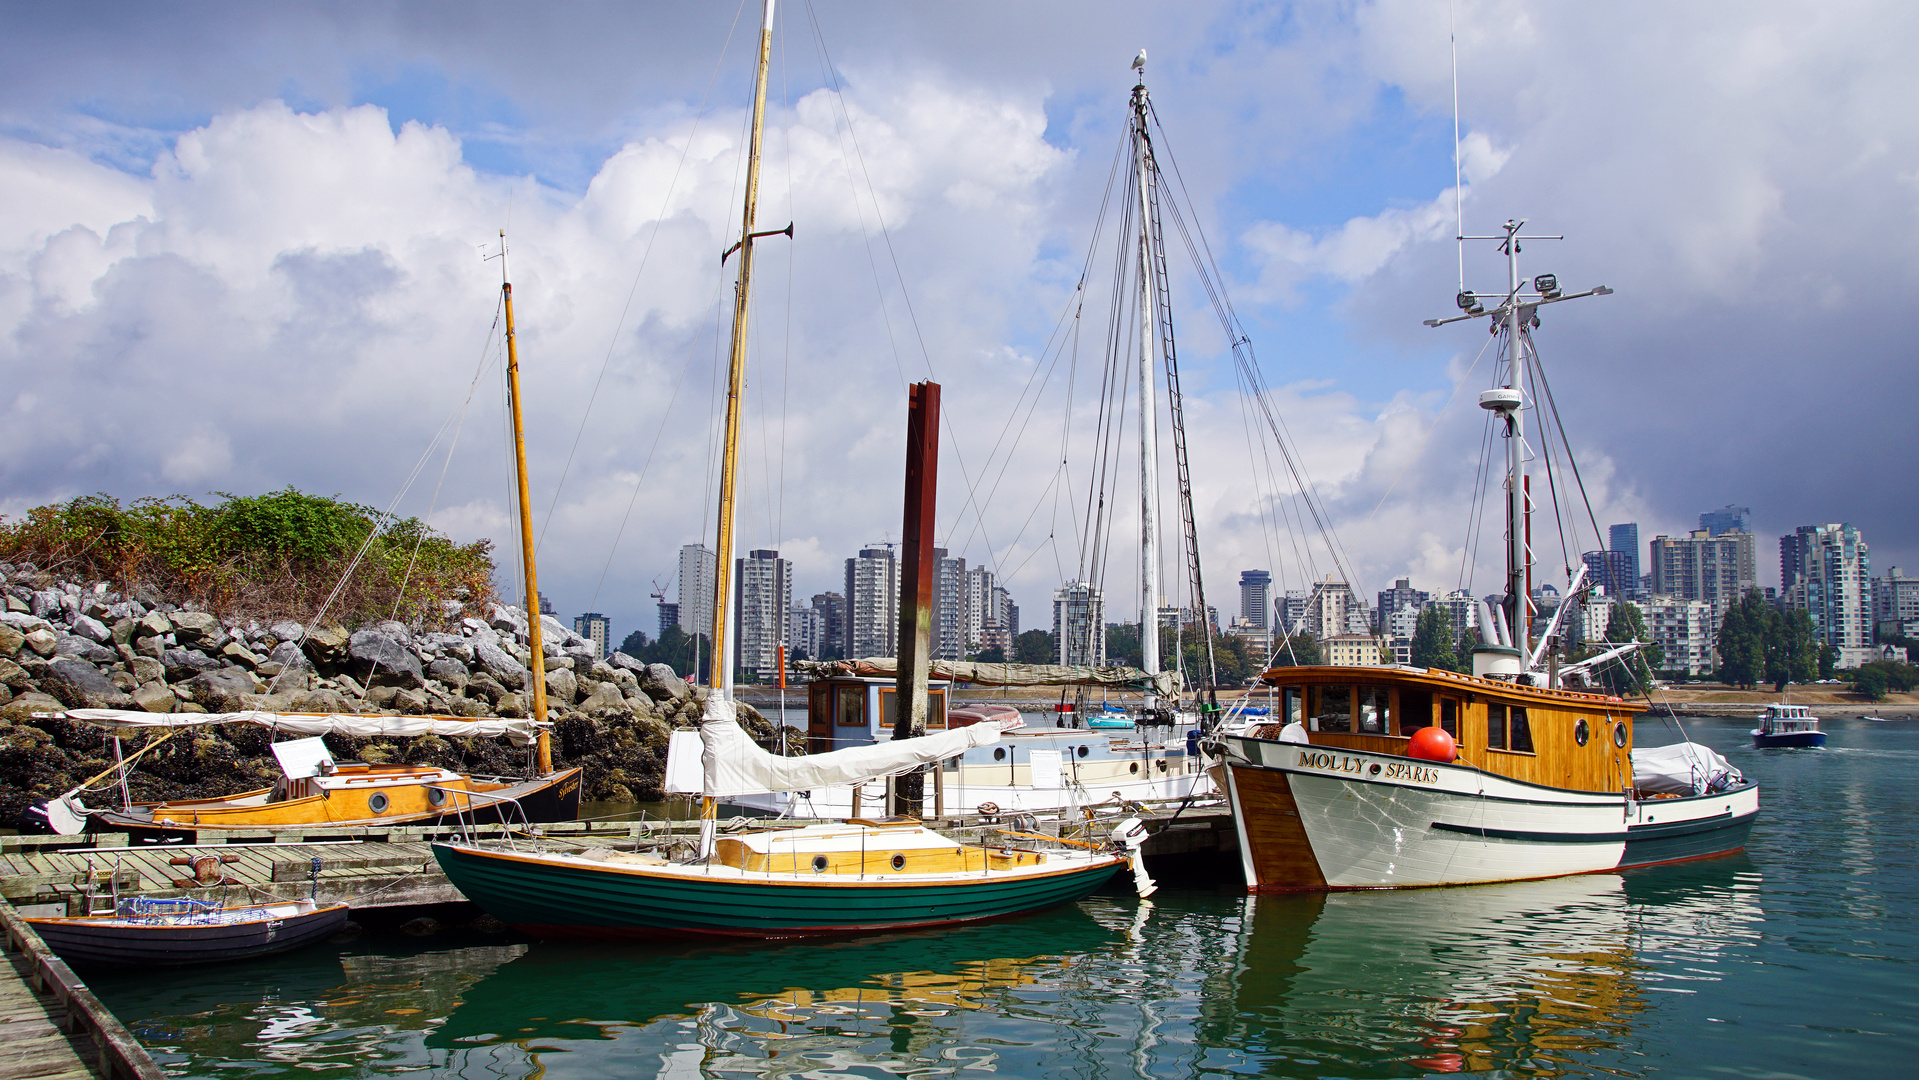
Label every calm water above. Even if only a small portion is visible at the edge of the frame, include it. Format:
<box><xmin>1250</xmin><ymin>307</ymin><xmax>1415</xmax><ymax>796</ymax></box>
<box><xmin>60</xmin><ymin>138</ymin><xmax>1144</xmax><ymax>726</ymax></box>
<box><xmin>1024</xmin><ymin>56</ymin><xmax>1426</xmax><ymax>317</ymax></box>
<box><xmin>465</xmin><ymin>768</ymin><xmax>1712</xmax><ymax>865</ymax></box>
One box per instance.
<box><xmin>89</xmin><ymin>716</ymin><xmax>1917</xmax><ymax>1078</ymax></box>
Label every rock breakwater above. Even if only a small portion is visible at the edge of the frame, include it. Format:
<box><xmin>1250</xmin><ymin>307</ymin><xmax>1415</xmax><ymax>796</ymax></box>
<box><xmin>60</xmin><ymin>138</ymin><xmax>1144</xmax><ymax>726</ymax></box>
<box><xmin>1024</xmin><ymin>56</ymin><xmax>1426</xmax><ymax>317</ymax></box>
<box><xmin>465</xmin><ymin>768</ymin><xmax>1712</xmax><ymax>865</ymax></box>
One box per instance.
<box><xmin>0</xmin><ymin>562</ymin><xmax>782</xmax><ymax>823</ymax></box>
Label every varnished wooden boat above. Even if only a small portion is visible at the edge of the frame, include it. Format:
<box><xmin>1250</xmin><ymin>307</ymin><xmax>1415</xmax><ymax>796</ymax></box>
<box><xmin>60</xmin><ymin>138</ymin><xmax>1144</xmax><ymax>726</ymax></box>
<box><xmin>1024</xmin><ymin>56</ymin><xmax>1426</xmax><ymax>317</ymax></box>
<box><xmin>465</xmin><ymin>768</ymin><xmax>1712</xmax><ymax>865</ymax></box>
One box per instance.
<box><xmin>434</xmin><ymin>818</ymin><xmax>1126</xmax><ymax>941</ymax></box>
<box><xmin>1214</xmin><ymin>665</ymin><xmax>1756</xmax><ymax>890</ymax></box>
<box><xmin>27</xmin><ymin>898</ymin><xmax>349</xmax><ymax>967</ymax></box>
<box><xmin>24</xmin><ymin>713</ymin><xmax>582</xmax><ymax>843</ymax></box>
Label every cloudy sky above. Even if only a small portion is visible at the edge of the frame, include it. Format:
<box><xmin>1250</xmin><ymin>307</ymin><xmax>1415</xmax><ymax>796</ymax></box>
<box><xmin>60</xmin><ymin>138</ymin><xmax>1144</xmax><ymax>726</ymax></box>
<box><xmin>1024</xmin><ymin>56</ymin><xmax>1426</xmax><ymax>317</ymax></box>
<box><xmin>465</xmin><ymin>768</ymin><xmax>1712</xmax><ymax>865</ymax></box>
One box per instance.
<box><xmin>3</xmin><ymin>0</ymin><xmax>1913</xmax><ymax>644</ymax></box>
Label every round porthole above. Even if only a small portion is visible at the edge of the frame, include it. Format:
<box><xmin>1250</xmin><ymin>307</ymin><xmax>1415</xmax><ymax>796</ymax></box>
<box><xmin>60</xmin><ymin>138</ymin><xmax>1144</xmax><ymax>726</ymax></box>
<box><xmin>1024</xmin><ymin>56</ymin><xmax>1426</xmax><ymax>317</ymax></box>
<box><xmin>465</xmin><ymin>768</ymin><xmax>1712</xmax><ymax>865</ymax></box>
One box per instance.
<box><xmin>890</xmin><ymin>853</ymin><xmax>906</xmax><ymax>870</ymax></box>
<box><xmin>1574</xmin><ymin>719</ymin><xmax>1590</xmax><ymax>747</ymax></box>
<box><xmin>1077</xmin><ymin>745</ymin><xmax>1090</xmax><ymax>758</ymax></box>
<box><xmin>1613</xmin><ymin>722</ymin><xmax>1629</xmax><ymax>748</ymax></box>
<box><xmin>811</xmin><ymin>855</ymin><xmax>828</xmax><ymax>873</ymax></box>
<box><xmin>427</xmin><ymin>788</ymin><xmax>448</xmax><ymax>807</ymax></box>
<box><xmin>993</xmin><ymin>747</ymin><xmax>1007</xmax><ymax>761</ymax></box>
<box><xmin>1129</xmin><ymin>762</ymin><xmax>1140</xmax><ymax>775</ymax></box>
<box><xmin>368</xmin><ymin>792</ymin><xmax>389</xmax><ymax>814</ymax></box>
<box><xmin>1369</xmin><ymin>763</ymin><xmax>1382</xmax><ymax>776</ymax></box>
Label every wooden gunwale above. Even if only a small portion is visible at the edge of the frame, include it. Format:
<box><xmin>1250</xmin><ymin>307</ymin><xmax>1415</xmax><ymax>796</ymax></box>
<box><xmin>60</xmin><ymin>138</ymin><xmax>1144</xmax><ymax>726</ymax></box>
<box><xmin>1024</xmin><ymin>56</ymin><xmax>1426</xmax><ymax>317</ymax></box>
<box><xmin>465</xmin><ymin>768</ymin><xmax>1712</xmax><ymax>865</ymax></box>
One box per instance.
<box><xmin>437</xmin><ymin>842</ymin><xmax>1125</xmax><ymax>889</ymax></box>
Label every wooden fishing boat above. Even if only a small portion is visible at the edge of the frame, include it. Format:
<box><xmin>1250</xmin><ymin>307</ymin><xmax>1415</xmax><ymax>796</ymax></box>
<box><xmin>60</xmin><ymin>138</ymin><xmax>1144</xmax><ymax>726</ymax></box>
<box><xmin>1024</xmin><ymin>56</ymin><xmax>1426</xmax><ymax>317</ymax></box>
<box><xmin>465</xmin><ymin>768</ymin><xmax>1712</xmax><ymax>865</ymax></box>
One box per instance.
<box><xmin>25</xmin><ymin>713</ymin><xmax>581</xmax><ymax>843</ymax></box>
<box><xmin>1210</xmin><ymin>221</ymin><xmax>1759</xmax><ymax>890</ymax></box>
<box><xmin>26</xmin><ymin>897</ymin><xmax>349</xmax><ymax>967</ymax></box>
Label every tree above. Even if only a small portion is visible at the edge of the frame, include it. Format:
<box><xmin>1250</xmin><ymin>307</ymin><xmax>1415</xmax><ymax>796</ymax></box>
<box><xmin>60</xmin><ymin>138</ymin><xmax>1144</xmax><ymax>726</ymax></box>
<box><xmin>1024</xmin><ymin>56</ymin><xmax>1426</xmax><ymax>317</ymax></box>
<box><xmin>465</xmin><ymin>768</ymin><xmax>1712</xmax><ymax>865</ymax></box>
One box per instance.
<box><xmin>1105</xmin><ymin>623</ymin><xmax>1141</xmax><ymax>668</ymax></box>
<box><xmin>1409</xmin><ymin>607</ymin><xmax>1460</xmax><ymax>673</ymax></box>
<box><xmin>1267</xmin><ymin>633</ymin><xmax>1320</xmax><ymax>668</ymax></box>
<box><xmin>972</xmin><ymin>645</ymin><xmax>1007</xmax><ymax>664</ymax></box>
<box><xmin>1716</xmin><ymin>589</ymin><xmax>1770</xmax><ymax>689</ymax></box>
<box><xmin>618</xmin><ymin>628</ymin><xmax>650</xmax><ymax>657</ymax></box>
<box><xmin>1014</xmin><ymin>629</ymin><xmax>1056</xmax><ymax>665</ymax></box>
<box><xmin>1818</xmin><ymin>641</ymin><xmax>1838</xmax><ymax>681</ymax></box>
<box><xmin>1855</xmin><ymin>665</ymin><xmax>1890</xmax><ymax>701</ymax></box>
<box><xmin>1764</xmin><ymin>608</ymin><xmax>1818</xmax><ymax>691</ymax></box>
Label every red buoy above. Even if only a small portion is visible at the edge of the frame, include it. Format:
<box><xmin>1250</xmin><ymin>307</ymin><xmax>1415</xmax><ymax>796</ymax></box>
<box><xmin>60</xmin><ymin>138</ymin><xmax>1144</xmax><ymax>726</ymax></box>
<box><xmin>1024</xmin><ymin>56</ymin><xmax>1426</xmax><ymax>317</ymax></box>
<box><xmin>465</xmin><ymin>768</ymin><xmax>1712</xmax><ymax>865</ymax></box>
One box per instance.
<box><xmin>1408</xmin><ymin>726</ymin><xmax>1457</xmax><ymax>763</ymax></box>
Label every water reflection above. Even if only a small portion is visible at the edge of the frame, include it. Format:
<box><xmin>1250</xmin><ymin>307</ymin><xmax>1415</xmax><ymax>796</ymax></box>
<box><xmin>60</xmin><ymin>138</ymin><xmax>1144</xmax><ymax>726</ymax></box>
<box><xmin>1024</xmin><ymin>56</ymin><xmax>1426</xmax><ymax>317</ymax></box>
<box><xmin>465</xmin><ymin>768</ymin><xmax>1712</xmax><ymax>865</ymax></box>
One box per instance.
<box><xmin>93</xmin><ymin>858</ymin><xmax>1767</xmax><ymax>1079</ymax></box>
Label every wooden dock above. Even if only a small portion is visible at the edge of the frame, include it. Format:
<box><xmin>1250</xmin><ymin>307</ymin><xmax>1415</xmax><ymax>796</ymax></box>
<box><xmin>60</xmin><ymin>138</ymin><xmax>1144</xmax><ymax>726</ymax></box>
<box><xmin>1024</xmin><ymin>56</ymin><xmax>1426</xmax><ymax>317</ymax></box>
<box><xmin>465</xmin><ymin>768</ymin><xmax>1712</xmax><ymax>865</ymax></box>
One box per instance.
<box><xmin>1</xmin><ymin>805</ymin><xmax>1237</xmax><ymax>917</ymax></box>
<box><xmin>0</xmin><ymin>904</ymin><xmax>161</xmax><ymax>1080</ymax></box>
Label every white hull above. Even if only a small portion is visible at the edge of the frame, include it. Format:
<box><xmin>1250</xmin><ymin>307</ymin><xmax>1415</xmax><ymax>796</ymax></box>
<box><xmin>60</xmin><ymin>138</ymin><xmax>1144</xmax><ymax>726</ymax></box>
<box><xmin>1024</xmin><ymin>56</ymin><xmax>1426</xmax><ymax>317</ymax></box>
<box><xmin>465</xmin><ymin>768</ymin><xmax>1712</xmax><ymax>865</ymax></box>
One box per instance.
<box><xmin>1219</xmin><ymin>735</ymin><xmax>1758</xmax><ymax>890</ymax></box>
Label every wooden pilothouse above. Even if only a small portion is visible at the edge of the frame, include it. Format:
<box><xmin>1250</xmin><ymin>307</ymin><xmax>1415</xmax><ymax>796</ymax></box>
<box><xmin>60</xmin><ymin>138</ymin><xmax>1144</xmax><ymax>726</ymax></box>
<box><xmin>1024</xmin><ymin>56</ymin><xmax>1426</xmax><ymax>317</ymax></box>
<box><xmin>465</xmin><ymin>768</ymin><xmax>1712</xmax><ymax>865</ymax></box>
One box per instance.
<box><xmin>1252</xmin><ymin>667</ymin><xmax>1637</xmax><ymax>793</ymax></box>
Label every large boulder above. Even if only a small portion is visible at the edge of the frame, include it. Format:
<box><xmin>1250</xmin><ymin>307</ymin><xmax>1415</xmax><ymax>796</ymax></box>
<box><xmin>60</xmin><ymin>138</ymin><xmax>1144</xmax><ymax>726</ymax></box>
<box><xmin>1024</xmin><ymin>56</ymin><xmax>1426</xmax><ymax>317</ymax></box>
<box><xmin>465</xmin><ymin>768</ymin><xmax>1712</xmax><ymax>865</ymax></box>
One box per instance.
<box><xmin>184</xmin><ymin>668</ymin><xmax>256</xmax><ymax>712</ymax></box>
<box><xmin>129</xmin><ymin>656</ymin><xmax>166</xmax><ymax>684</ymax></box>
<box><xmin>545</xmin><ymin>668</ymin><xmax>578</xmax><ymax>705</ymax></box>
<box><xmin>0</xmin><ymin>625</ymin><xmax>23</xmax><ymax>659</ymax></box>
<box><xmin>42</xmin><ymin>656</ymin><xmax>136</xmax><ymax>709</ymax></box>
<box><xmin>291</xmin><ymin>688</ymin><xmax>354</xmax><ymax>714</ymax></box>
<box><xmin>162</xmin><ymin>648</ymin><xmax>222</xmax><ymax>682</ymax></box>
<box><xmin>302</xmin><ymin>625</ymin><xmax>351</xmax><ymax>665</ymax></box>
<box><xmin>135</xmin><ymin>610</ymin><xmax>172</xmax><ymax>639</ymax></box>
<box><xmin>0</xmin><ymin>658</ymin><xmax>30</xmax><ymax>690</ymax></box>
<box><xmin>472</xmin><ymin>640</ymin><xmax>526</xmax><ymax>690</ymax></box>
<box><xmin>132</xmin><ymin>681</ymin><xmax>178</xmax><ymax>713</ymax></box>
<box><xmin>426</xmin><ymin>657</ymin><xmax>470</xmax><ymax>689</ymax></box>
<box><xmin>170</xmin><ymin>611</ymin><xmax>226</xmax><ymax>649</ymax></box>
<box><xmin>267</xmin><ymin>640</ymin><xmax>309</xmax><ymax>671</ymax></box>
<box><xmin>348</xmin><ymin>630</ymin><xmax>425</xmax><ymax>689</ymax></box>
<box><xmin>70</xmin><ymin>614</ymin><xmax>112</xmax><ymax>644</ymax></box>
<box><xmin>22</xmin><ymin>629</ymin><xmax>56</xmax><ymax>659</ymax></box>
<box><xmin>606</xmin><ymin>651</ymin><xmax>646</xmax><ymax>674</ymax></box>
<box><xmin>53</xmin><ymin>634</ymin><xmax>115</xmax><ymax>663</ymax></box>
<box><xmin>639</xmin><ymin>663</ymin><xmax>689</xmax><ymax>702</ymax></box>
<box><xmin>267</xmin><ymin>620</ymin><xmax>304</xmax><ymax>644</ymax></box>
<box><xmin>578</xmin><ymin>681</ymin><xmax>625</xmax><ymax>714</ymax></box>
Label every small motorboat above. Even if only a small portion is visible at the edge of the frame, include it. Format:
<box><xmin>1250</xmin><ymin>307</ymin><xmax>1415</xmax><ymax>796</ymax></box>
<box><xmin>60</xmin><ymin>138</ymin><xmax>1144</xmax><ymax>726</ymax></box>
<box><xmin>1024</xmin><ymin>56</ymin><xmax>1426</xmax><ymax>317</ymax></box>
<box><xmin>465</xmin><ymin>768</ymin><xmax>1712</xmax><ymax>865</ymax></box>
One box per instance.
<box><xmin>1752</xmin><ymin>703</ymin><xmax>1826</xmax><ymax>748</ymax></box>
<box><xmin>26</xmin><ymin>897</ymin><xmax>350</xmax><ymax>968</ymax></box>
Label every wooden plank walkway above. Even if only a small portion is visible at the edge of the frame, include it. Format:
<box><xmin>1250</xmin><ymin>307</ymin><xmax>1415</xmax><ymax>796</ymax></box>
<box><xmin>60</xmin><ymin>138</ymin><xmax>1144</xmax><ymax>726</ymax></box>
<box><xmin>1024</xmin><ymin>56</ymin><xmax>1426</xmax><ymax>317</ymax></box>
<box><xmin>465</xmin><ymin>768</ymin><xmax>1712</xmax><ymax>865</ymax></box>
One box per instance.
<box><xmin>0</xmin><ymin>905</ymin><xmax>161</xmax><ymax>1080</ymax></box>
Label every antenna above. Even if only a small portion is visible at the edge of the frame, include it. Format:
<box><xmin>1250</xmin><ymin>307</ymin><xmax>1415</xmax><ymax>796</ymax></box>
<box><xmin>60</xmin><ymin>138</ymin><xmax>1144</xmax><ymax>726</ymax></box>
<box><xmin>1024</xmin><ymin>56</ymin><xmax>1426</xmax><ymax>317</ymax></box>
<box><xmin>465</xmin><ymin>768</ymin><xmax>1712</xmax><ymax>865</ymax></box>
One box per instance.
<box><xmin>1450</xmin><ymin>1</ymin><xmax>1464</xmax><ymax>292</ymax></box>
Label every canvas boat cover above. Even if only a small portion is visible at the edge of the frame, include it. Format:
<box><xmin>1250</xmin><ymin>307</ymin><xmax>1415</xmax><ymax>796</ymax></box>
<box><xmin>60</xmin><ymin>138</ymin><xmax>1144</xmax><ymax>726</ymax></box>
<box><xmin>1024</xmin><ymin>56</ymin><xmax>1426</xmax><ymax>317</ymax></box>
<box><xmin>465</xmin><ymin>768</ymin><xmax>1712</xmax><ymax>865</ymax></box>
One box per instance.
<box><xmin>61</xmin><ymin>709</ymin><xmax>544</xmax><ymax>747</ymax></box>
<box><xmin>798</xmin><ymin>657</ymin><xmax>1181</xmax><ymax>699</ymax></box>
<box><xmin>669</xmin><ymin>695</ymin><xmax>1006</xmax><ymax>797</ymax></box>
<box><xmin>1631</xmin><ymin>741</ymin><xmax>1745</xmax><ymax>796</ymax></box>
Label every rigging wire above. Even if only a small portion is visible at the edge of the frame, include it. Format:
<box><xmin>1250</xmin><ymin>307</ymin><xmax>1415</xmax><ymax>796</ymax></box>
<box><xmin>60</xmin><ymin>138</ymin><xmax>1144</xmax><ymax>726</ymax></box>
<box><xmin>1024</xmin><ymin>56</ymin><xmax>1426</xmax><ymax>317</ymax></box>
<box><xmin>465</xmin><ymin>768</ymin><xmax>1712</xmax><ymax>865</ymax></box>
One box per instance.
<box><xmin>536</xmin><ymin>0</ymin><xmax>753</xmax><ymax>552</ymax></box>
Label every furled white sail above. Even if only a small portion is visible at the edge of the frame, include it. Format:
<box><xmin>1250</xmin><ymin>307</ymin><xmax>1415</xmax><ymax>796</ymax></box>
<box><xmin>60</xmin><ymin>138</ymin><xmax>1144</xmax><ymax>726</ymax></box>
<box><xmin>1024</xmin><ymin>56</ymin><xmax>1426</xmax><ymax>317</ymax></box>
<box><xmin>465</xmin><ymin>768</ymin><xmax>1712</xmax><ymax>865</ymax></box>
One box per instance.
<box><xmin>678</xmin><ymin>695</ymin><xmax>1003</xmax><ymax>797</ymax></box>
<box><xmin>61</xmin><ymin>709</ymin><xmax>544</xmax><ymax>746</ymax></box>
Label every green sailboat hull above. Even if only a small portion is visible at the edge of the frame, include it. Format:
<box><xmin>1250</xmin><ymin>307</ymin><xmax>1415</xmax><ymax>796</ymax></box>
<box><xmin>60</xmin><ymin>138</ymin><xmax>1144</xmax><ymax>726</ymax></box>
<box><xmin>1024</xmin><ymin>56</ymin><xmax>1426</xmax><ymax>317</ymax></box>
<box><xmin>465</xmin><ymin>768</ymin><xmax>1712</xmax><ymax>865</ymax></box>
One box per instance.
<box><xmin>432</xmin><ymin>842</ymin><xmax>1126</xmax><ymax>940</ymax></box>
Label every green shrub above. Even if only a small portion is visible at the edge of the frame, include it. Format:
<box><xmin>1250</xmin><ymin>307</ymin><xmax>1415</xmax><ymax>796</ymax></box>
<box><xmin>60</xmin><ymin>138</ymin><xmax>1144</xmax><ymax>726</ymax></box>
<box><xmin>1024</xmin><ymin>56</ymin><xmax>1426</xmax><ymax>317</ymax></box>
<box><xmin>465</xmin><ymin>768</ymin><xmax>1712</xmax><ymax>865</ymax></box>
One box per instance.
<box><xmin>0</xmin><ymin>489</ymin><xmax>495</xmax><ymax>628</ymax></box>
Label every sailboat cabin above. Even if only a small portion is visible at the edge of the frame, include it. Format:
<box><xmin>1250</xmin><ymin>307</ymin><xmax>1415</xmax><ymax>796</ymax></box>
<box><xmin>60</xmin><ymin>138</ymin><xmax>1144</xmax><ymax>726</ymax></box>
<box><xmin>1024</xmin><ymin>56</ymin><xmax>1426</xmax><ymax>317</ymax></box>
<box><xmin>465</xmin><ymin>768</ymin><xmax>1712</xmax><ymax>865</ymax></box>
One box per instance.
<box><xmin>805</xmin><ymin>676</ymin><xmax>951</xmax><ymax>753</ymax></box>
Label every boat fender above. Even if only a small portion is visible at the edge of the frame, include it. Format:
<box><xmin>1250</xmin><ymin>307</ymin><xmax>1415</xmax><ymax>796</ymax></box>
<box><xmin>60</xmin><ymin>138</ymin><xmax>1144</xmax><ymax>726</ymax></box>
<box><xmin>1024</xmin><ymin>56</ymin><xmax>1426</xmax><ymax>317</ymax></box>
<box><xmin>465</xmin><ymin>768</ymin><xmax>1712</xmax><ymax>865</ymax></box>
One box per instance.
<box><xmin>1111</xmin><ymin>817</ymin><xmax>1157</xmax><ymax>898</ymax></box>
<box><xmin>1408</xmin><ymin>727</ymin><xmax>1458</xmax><ymax>763</ymax></box>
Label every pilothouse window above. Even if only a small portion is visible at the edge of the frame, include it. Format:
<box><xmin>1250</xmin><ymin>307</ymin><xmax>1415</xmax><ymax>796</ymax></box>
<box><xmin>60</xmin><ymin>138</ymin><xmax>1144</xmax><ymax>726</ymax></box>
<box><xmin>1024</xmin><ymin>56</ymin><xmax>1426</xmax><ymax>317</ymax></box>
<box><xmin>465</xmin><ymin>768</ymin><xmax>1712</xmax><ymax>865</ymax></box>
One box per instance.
<box><xmin>1487</xmin><ymin>702</ymin><xmax>1507</xmax><ymax>749</ymax></box>
<box><xmin>1510</xmin><ymin>707</ymin><xmax>1534</xmax><ymax>753</ymax></box>
<box><xmin>1311</xmin><ymin>686</ymin><xmax>1352</xmax><ymax>733</ymax></box>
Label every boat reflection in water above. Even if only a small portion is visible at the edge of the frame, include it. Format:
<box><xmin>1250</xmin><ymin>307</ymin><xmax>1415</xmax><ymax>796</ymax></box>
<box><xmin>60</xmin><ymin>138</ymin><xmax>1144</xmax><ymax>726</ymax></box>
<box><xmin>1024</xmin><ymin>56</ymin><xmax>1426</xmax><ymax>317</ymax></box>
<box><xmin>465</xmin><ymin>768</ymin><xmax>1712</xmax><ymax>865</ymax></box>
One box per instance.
<box><xmin>1205</xmin><ymin>863</ymin><xmax>1753</xmax><ymax>1075</ymax></box>
<box><xmin>89</xmin><ymin>858</ymin><xmax>1763</xmax><ymax>1079</ymax></box>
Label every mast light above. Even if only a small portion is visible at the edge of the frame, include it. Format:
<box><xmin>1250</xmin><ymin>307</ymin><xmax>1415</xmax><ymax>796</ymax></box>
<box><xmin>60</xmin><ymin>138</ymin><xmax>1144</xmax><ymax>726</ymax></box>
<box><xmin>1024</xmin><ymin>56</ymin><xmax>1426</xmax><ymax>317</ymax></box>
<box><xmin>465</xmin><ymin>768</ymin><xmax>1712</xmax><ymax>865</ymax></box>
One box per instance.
<box><xmin>1456</xmin><ymin>290</ymin><xmax>1483</xmax><ymax>313</ymax></box>
<box><xmin>1533</xmin><ymin>274</ymin><xmax>1560</xmax><ymax>298</ymax></box>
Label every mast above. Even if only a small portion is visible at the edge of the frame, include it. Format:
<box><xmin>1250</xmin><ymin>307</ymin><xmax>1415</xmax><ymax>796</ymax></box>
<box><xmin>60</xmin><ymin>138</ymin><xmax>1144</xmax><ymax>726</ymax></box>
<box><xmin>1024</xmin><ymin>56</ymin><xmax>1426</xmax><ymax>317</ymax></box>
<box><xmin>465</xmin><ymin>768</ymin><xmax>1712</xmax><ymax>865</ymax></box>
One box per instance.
<box><xmin>1501</xmin><ymin>222</ymin><xmax>1529</xmax><ymax>654</ymax></box>
<box><xmin>499</xmin><ymin>232</ymin><xmax>551</xmax><ymax>772</ymax></box>
<box><xmin>1131</xmin><ymin>64</ymin><xmax>1163</xmax><ymax>708</ymax></box>
<box><xmin>712</xmin><ymin>0</ymin><xmax>778</xmax><ymax>701</ymax></box>
<box><xmin>1424</xmin><ymin>219</ymin><xmax>1612</xmax><ymax>678</ymax></box>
